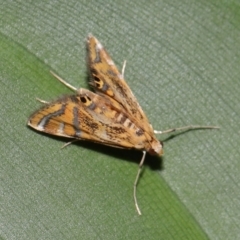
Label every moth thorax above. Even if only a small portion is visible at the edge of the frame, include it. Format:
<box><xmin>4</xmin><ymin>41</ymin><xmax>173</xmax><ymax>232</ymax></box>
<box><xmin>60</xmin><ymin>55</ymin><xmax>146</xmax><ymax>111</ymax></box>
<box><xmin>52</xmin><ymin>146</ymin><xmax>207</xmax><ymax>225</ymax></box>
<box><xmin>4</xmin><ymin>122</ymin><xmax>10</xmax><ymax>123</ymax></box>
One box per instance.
<box><xmin>149</xmin><ymin>140</ymin><xmax>163</xmax><ymax>156</ymax></box>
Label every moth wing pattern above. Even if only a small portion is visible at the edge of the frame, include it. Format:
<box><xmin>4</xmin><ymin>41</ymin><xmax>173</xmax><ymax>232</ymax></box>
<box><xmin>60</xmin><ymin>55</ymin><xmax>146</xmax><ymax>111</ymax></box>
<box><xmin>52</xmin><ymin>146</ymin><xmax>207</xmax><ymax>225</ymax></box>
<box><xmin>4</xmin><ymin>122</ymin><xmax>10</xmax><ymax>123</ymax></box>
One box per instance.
<box><xmin>28</xmin><ymin>88</ymin><xmax>152</xmax><ymax>151</ymax></box>
<box><xmin>87</xmin><ymin>35</ymin><xmax>154</xmax><ymax>135</ymax></box>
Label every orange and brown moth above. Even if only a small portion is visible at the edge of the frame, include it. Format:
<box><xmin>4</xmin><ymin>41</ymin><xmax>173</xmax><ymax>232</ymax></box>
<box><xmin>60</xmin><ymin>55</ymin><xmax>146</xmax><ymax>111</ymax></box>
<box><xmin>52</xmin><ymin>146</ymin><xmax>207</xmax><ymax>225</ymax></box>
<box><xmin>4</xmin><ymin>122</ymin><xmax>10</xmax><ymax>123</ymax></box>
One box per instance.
<box><xmin>28</xmin><ymin>34</ymin><xmax>218</xmax><ymax>215</ymax></box>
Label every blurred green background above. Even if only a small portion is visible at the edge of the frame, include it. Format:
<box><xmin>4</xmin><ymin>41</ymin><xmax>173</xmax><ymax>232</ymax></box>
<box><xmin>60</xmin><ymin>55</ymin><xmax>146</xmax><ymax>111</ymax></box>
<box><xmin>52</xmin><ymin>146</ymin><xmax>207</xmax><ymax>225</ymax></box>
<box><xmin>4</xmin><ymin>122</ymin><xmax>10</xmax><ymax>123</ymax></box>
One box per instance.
<box><xmin>1</xmin><ymin>0</ymin><xmax>239</xmax><ymax>239</ymax></box>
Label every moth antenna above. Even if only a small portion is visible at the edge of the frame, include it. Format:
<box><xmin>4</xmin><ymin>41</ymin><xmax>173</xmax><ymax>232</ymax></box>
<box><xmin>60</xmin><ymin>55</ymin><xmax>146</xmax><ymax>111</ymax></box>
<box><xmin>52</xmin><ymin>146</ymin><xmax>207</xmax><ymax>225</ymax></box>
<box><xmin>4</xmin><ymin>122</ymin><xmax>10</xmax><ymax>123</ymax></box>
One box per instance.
<box><xmin>121</xmin><ymin>60</ymin><xmax>127</xmax><ymax>78</ymax></box>
<box><xmin>134</xmin><ymin>150</ymin><xmax>147</xmax><ymax>216</ymax></box>
<box><xmin>50</xmin><ymin>71</ymin><xmax>78</xmax><ymax>92</ymax></box>
<box><xmin>154</xmin><ymin>125</ymin><xmax>220</xmax><ymax>135</ymax></box>
<box><xmin>36</xmin><ymin>98</ymin><xmax>49</xmax><ymax>104</ymax></box>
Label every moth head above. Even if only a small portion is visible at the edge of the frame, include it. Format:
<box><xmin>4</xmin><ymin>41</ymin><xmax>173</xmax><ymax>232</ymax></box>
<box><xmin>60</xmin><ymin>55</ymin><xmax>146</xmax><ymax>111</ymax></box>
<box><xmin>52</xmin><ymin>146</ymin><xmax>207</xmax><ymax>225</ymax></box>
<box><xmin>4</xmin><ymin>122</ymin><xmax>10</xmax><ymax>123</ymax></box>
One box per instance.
<box><xmin>149</xmin><ymin>140</ymin><xmax>163</xmax><ymax>156</ymax></box>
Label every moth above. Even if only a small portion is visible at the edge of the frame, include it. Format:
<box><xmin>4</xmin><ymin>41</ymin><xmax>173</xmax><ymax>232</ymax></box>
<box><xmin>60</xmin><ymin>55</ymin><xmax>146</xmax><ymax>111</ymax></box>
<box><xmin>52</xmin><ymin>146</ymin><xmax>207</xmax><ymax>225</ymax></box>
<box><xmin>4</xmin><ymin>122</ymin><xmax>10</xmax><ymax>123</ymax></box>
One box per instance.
<box><xmin>28</xmin><ymin>34</ymin><xmax>218</xmax><ymax>215</ymax></box>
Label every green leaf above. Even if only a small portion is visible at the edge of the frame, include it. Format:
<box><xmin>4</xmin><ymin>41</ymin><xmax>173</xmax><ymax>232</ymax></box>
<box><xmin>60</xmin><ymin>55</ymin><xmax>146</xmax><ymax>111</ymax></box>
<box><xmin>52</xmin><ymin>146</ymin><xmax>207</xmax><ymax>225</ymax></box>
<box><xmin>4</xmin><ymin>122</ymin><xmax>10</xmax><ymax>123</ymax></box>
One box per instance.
<box><xmin>1</xmin><ymin>1</ymin><xmax>239</xmax><ymax>239</ymax></box>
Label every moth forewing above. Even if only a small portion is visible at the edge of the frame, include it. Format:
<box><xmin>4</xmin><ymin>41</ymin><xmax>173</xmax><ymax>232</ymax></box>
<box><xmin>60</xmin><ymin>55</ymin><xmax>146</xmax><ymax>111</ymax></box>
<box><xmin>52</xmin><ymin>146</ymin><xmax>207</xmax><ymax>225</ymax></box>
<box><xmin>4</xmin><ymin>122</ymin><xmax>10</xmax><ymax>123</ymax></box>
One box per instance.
<box><xmin>28</xmin><ymin>87</ymin><xmax>161</xmax><ymax>153</ymax></box>
<box><xmin>87</xmin><ymin>35</ymin><xmax>155</xmax><ymax>135</ymax></box>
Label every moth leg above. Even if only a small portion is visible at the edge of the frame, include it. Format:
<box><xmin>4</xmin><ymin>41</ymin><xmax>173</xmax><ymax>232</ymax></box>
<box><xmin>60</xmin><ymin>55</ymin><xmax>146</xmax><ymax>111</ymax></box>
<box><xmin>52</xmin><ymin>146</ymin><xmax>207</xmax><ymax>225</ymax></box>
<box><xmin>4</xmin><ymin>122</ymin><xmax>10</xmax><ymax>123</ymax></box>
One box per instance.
<box><xmin>36</xmin><ymin>98</ymin><xmax>49</xmax><ymax>104</ymax></box>
<box><xmin>133</xmin><ymin>150</ymin><xmax>147</xmax><ymax>216</ymax></box>
<box><xmin>50</xmin><ymin>71</ymin><xmax>78</xmax><ymax>92</ymax></box>
<box><xmin>61</xmin><ymin>139</ymin><xmax>80</xmax><ymax>149</ymax></box>
<box><xmin>121</xmin><ymin>60</ymin><xmax>127</xmax><ymax>78</ymax></box>
<box><xmin>154</xmin><ymin>125</ymin><xmax>219</xmax><ymax>135</ymax></box>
